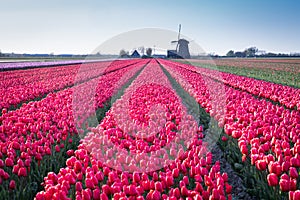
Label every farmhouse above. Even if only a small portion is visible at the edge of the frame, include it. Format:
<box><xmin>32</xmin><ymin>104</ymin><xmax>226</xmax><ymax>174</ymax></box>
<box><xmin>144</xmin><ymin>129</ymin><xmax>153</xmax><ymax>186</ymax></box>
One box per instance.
<box><xmin>131</xmin><ymin>50</ymin><xmax>141</xmax><ymax>58</ymax></box>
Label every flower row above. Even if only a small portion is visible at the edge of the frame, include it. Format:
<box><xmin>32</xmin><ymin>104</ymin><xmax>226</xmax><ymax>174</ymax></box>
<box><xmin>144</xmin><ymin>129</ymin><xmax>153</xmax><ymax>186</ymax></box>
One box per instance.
<box><xmin>159</xmin><ymin>59</ymin><xmax>300</xmax><ymax>198</ymax></box>
<box><xmin>0</xmin><ymin>60</ymin><xmax>141</xmax><ymax>110</ymax></box>
<box><xmin>0</xmin><ymin>59</ymin><xmax>100</xmax><ymax>70</ymax></box>
<box><xmin>162</xmin><ymin>60</ymin><xmax>300</xmax><ymax>110</ymax></box>
<box><xmin>0</xmin><ymin>60</ymin><xmax>146</xmax><ymax>198</ymax></box>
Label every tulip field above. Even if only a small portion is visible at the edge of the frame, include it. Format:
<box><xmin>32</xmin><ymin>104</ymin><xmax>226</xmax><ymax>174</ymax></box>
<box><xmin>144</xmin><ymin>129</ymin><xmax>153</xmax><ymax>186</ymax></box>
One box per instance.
<box><xmin>0</xmin><ymin>58</ymin><xmax>299</xmax><ymax>200</ymax></box>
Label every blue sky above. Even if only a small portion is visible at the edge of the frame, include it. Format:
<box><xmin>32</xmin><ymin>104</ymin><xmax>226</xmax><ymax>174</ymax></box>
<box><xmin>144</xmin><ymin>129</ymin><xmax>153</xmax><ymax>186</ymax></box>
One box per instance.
<box><xmin>0</xmin><ymin>0</ymin><xmax>299</xmax><ymax>55</ymax></box>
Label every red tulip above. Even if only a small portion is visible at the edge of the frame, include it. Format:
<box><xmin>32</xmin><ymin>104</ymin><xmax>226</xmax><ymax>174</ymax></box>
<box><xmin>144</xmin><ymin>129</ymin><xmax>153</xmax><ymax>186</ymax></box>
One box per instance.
<box><xmin>129</xmin><ymin>185</ymin><xmax>138</xmax><ymax>195</ymax></box>
<box><xmin>173</xmin><ymin>188</ymin><xmax>180</xmax><ymax>198</ymax></box>
<box><xmin>5</xmin><ymin>157</ymin><xmax>14</xmax><ymax>167</ymax></box>
<box><xmin>279</xmin><ymin>178</ymin><xmax>290</xmax><ymax>192</ymax></box>
<box><xmin>204</xmin><ymin>175</ymin><xmax>213</xmax><ymax>186</ymax></box>
<box><xmin>181</xmin><ymin>185</ymin><xmax>189</xmax><ymax>197</ymax></box>
<box><xmin>224</xmin><ymin>183</ymin><xmax>232</xmax><ymax>194</ymax></box>
<box><xmin>232</xmin><ymin>130</ymin><xmax>242</xmax><ymax>139</ymax></box>
<box><xmin>99</xmin><ymin>193</ymin><xmax>108</xmax><ymax>200</ymax></box>
<box><xmin>183</xmin><ymin>176</ymin><xmax>189</xmax><ymax>185</ymax></box>
<box><xmin>152</xmin><ymin>172</ymin><xmax>158</xmax><ymax>181</ymax></box>
<box><xmin>12</xmin><ymin>165</ymin><xmax>19</xmax><ymax>174</ymax></box>
<box><xmin>172</xmin><ymin>168</ymin><xmax>179</xmax><ymax>178</ymax></box>
<box><xmin>222</xmin><ymin>173</ymin><xmax>228</xmax><ymax>182</ymax></box>
<box><xmin>9</xmin><ymin>180</ymin><xmax>16</xmax><ymax>190</ymax></box>
<box><xmin>85</xmin><ymin>178</ymin><xmax>94</xmax><ymax>189</ymax></box>
<box><xmin>269</xmin><ymin>162</ymin><xmax>282</xmax><ymax>176</ymax></box>
<box><xmin>55</xmin><ymin>145</ymin><xmax>60</xmax><ymax>153</ymax></box>
<box><xmin>240</xmin><ymin>145</ymin><xmax>248</xmax><ymax>155</ymax></box>
<box><xmin>75</xmin><ymin>182</ymin><xmax>82</xmax><ymax>192</ymax></box>
<box><xmin>290</xmin><ymin>167</ymin><xmax>298</xmax><ymax>179</ymax></box>
<box><xmin>212</xmin><ymin>188</ymin><xmax>220</xmax><ymax>199</ymax></box>
<box><xmin>289</xmin><ymin>191</ymin><xmax>295</xmax><ymax>200</ymax></box>
<box><xmin>137</xmin><ymin>195</ymin><xmax>145</xmax><ymax>200</ymax></box>
<box><xmin>67</xmin><ymin>150</ymin><xmax>74</xmax><ymax>157</ymax></box>
<box><xmin>166</xmin><ymin>175</ymin><xmax>174</xmax><ymax>187</ymax></box>
<box><xmin>221</xmin><ymin>136</ymin><xmax>228</xmax><ymax>142</ymax></box>
<box><xmin>151</xmin><ymin>190</ymin><xmax>161</xmax><ymax>200</ymax></box>
<box><xmin>133</xmin><ymin>172</ymin><xmax>140</xmax><ymax>183</ymax></box>
<box><xmin>289</xmin><ymin>178</ymin><xmax>297</xmax><ymax>191</ymax></box>
<box><xmin>154</xmin><ymin>181</ymin><xmax>163</xmax><ymax>192</ymax></box>
<box><xmin>74</xmin><ymin>160</ymin><xmax>82</xmax><ymax>172</ymax></box>
<box><xmin>102</xmin><ymin>184</ymin><xmax>110</xmax><ymax>195</ymax></box>
<box><xmin>293</xmin><ymin>190</ymin><xmax>300</xmax><ymax>200</ymax></box>
<box><xmin>242</xmin><ymin>154</ymin><xmax>247</xmax><ymax>162</ymax></box>
<box><xmin>282</xmin><ymin>161</ymin><xmax>290</xmax><ymax>172</ymax></box>
<box><xmin>267</xmin><ymin>173</ymin><xmax>278</xmax><ymax>186</ymax></box>
<box><xmin>18</xmin><ymin>167</ymin><xmax>27</xmax><ymax>177</ymax></box>
<box><xmin>92</xmin><ymin>188</ymin><xmax>100</xmax><ymax>199</ymax></box>
<box><xmin>256</xmin><ymin>160</ymin><xmax>267</xmax><ymax>171</ymax></box>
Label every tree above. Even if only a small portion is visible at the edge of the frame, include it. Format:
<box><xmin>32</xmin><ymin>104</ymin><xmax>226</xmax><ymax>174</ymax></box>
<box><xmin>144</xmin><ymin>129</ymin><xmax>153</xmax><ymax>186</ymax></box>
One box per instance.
<box><xmin>244</xmin><ymin>47</ymin><xmax>258</xmax><ymax>57</ymax></box>
<box><xmin>138</xmin><ymin>46</ymin><xmax>145</xmax><ymax>55</ymax></box>
<box><xmin>226</xmin><ymin>50</ymin><xmax>235</xmax><ymax>57</ymax></box>
<box><xmin>235</xmin><ymin>51</ymin><xmax>246</xmax><ymax>57</ymax></box>
<box><xmin>119</xmin><ymin>49</ymin><xmax>128</xmax><ymax>57</ymax></box>
<box><xmin>146</xmin><ymin>48</ymin><xmax>152</xmax><ymax>57</ymax></box>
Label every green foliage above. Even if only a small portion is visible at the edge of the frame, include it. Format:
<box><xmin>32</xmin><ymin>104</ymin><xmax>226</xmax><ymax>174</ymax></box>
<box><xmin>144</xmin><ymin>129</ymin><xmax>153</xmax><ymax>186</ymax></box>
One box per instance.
<box><xmin>226</xmin><ymin>50</ymin><xmax>235</xmax><ymax>57</ymax></box>
<box><xmin>218</xmin><ymin>132</ymin><xmax>287</xmax><ymax>200</ymax></box>
<box><xmin>190</xmin><ymin>62</ymin><xmax>300</xmax><ymax>88</ymax></box>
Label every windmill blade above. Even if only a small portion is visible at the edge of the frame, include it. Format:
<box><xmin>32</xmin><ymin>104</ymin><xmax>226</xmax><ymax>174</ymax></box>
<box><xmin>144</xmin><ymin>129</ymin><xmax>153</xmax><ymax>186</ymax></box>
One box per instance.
<box><xmin>178</xmin><ymin>24</ymin><xmax>181</xmax><ymax>41</ymax></box>
<box><xmin>171</xmin><ymin>40</ymin><xmax>178</xmax><ymax>44</ymax></box>
<box><xmin>176</xmin><ymin>24</ymin><xmax>181</xmax><ymax>52</ymax></box>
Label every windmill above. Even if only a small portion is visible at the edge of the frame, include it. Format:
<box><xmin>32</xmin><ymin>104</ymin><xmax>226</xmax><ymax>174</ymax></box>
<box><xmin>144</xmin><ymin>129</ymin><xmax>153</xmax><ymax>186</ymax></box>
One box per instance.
<box><xmin>170</xmin><ymin>24</ymin><xmax>191</xmax><ymax>59</ymax></box>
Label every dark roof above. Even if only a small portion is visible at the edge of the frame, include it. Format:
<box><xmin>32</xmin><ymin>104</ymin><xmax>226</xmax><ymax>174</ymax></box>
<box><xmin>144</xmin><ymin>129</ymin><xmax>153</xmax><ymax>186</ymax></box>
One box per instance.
<box><xmin>131</xmin><ymin>50</ymin><xmax>141</xmax><ymax>57</ymax></box>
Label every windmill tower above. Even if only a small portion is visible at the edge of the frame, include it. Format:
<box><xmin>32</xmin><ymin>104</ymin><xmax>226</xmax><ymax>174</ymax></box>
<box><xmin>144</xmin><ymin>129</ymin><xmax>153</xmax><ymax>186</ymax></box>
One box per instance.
<box><xmin>171</xmin><ymin>24</ymin><xmax>191</xmax><ymax>59</ymax></box>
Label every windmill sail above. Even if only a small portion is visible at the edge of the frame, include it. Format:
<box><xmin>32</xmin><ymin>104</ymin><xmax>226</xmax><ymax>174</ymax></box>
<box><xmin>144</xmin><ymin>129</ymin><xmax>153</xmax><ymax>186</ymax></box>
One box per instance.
<box><xmin>176</xmin><ymin>24</ymin><xmax>181</xmax><ymax>52</ymax></box>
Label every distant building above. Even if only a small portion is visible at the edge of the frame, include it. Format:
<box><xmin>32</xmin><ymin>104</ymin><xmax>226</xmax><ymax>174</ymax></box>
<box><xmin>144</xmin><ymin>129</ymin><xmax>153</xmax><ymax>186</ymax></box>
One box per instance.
<box><xmin>131</xmin><ymin>50</ymin><xmax>141</xmax><ymax>58</ymax></box>
<box><xmin>153</xmin><ymin>54</ymin><xmax>167</xmax><ymax>59</ymax></box>
<box><xmin>167</xmin><ymin>50</ymin><xmax>181</xmax><ymax>59</ymax></box>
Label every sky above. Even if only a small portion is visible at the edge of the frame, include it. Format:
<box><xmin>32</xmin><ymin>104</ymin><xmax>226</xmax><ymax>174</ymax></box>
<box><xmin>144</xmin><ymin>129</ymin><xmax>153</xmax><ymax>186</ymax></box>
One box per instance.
<box><xmin>0</xmin><ymin>0</ymin><xmax>299</xmax><ymax>55</ymax></box>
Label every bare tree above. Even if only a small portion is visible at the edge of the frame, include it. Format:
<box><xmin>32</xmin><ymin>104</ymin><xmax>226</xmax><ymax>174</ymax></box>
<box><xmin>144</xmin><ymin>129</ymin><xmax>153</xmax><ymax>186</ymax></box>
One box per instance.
<box><xmin>146</xmin><ymin>48</ymin><xmax>152</xmax><ymax>57</ymax></box>
<box><xmin>138</xmin><ymin>46</ymin><xmax>145</xmax><ymax>55</ymax></box>
<box><xmin>119</xmin><ymin>49</ymin><xmax>128</xmax><ymax>57</ymax></box>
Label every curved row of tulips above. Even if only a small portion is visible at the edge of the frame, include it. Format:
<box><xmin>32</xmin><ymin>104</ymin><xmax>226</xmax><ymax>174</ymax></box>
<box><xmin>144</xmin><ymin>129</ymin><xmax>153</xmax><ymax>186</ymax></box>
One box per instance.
<box><xmin>0</xmin><ymin>60</ymin><xmax>146</xmax><ymax>199</ymax></box>
<box><xmin>1</xmin><ymin>61</ymin><xmax>107</xmax><ymax>89</ymax></box>
<box><xmin>0</xmin><ymin>60</ymin><xmax>141</xmax><ymax>111</ymax></box>
<box><xmin>159</xmin><ymin>59</ymin><xmax>300</xmax><ymax>199</ymax></box>
<box><xmin>1</xmin><ymin>63</ymin><xmax>80</xmax><ymax>86</ymax></box>
<box><xmin>35</xmin><ymin>59</ymin><xmax>232</xmax><ymax>200</ymax></box>
<box><xmin>0</xmin><ymin>60</ymin><xmax>101</xmax><ymax>70</ymax></box>
<box><xmin>164</xmin><ymin>60</ymin><xmax>299</xmax><ymax>111</ymax></box>
<box><xmin>1</xmin><ymin>60</ymin><xmax>136</xmax><ymax>85</ymax></box>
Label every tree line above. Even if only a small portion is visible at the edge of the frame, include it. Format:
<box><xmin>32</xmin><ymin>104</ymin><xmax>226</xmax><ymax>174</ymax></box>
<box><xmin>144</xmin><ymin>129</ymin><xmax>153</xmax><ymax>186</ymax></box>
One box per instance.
<box><xmin>226</xmin><ymin>47</ymin><xmax>300</xmax><ymax>58</ymax></box>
